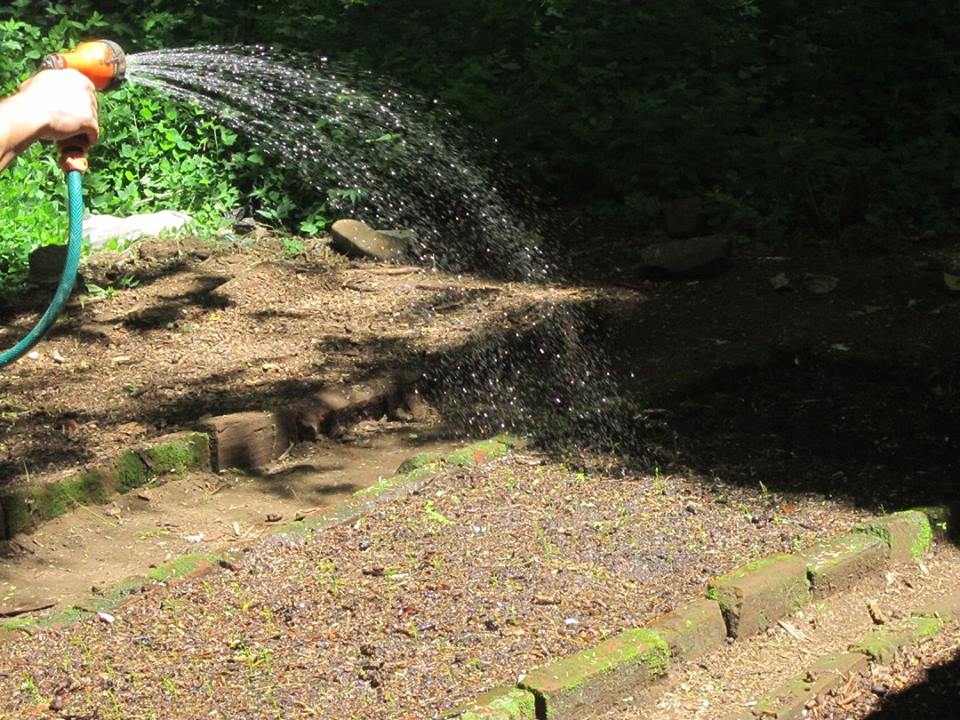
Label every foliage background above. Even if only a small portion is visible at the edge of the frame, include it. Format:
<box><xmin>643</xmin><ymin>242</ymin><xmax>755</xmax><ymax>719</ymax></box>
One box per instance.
<box><xmin>1</xmin><ymin>0</ymin><xmax>958</xmax><ymax>280</ymax></box>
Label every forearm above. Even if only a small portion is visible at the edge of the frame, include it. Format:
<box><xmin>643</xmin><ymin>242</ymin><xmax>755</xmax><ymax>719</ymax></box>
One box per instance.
<box><xmin>0</xmin><ymin>94</ymin><xmax>43</xmax><ymax>171</ymax></box>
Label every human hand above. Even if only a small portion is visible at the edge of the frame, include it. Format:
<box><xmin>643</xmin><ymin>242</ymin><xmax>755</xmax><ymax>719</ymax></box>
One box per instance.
<box><xmin>16</xmin><ymin>69</ymin><xmax>99</xmax><ymax>147</ymax></box>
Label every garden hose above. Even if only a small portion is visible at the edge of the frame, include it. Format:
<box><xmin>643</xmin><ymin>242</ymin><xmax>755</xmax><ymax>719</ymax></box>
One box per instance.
<box><xmin>0</xmin><ymin>168</ymin><xmax>84</xmax><ymax>367</ymax></box>
<box><xmin>0</xmin><ymin>40</ymin><xmax>126</xmax><ymax>369</ymax></box>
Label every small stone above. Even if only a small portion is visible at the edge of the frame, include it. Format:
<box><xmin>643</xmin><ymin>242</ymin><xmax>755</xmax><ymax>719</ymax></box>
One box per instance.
<box><xmin>640</xmin><ymin>235</ymin><xmax>731</xmax><ymax>275</ymax></box>
<box><xmin>802</xmin><ymin>274</ymin><xmax>840</xmax><ymax>294</ymax></box>
<box><xmin>769</xmin><ymin>272</ymin><xmax>791</xmax><ymax>291</ymax></box>
<box><xmin>532</xmin><ymin>594</ymin><xmax>560</xmax><ymax>605</ymax></box>
<box><xmin>330</xmin><ymin>219</ymin><xmax>409</xmax><ymax>261</ymax></box>
<box><xmin>685</xmin><ymin>501</ymin><xmax>699</xmax><ymax>514</ymax></box>
<box><xmin>265</xmin><ymin>513</ymin><xmax>282</xmax><ymax>523</ymax></box>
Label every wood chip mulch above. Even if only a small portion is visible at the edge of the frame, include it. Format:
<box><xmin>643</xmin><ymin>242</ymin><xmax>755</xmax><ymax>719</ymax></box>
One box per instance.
<box><xmin>0</xmin><ymin>450</ymin><xmax>868</xmax><ymax>719</ymax></box>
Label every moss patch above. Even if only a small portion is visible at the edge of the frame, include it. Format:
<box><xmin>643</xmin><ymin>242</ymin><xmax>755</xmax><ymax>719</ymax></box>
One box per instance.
<box><xmin>851</xmin><ymin>616</ymin><xmax>944</xmax><ymax>664</ymax></box>
<box><xmin>396</xmin><ymin>451</ymin><xmax>443</xmax><ymax>474</ymax></box>
<box><xmin>911</xmin><ymin>514</ymin><xmax>933</xmax><ymax>558</ymax></box>
<box><xmin>1</xmin><ymin>433</ymin><xmax>213</xmax><ymax>539</ymax></box>
<box><xmin>521</xmin><ymin>627</ymin><xmax>669</xmax><ymax>696</ymax></box>
<box><xmin>147</xmin><ymin>553</ymin><xmax>219</xmax><ymax>583</ymax></box>
<box><xmin>140</xmin><ymin>432</ymin><xmax>211</xmax><ymax>475</ymax></box>
<box><xmin>453</xmin><ymin>687</ymin><xmax>537</xmax><ymax>719</ymax></box>
<box><xmin>115</xmin><ymin>451</ymin><xmax>151</xmax><ymax>493</ymax></box>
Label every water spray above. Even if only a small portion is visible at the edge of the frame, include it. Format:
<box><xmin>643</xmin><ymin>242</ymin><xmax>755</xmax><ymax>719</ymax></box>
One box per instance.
<box><xmin>0</xmin><ymin>40</ymin><xmax>126</xmax><ymax>368</ymax></box>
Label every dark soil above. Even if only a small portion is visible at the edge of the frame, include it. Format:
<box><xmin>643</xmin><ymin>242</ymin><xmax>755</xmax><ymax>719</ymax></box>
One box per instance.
<box><xmin>0</xmin><ymin>228</ymin><xmax>957</xmax><ymax>717</ymax></box>
<box><xmin>0</xmin><ymin>234</ymin><xmax>587</xmax><ymax>490</ymax></box>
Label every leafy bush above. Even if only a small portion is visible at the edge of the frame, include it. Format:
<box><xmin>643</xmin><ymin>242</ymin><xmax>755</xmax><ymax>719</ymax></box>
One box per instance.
<box><xmin>2</xmin><ymin>0</ymin><xmax>959</xmax><ymax>285</ymax></box>
<box><xmin>0</xmin><ymin>3</ymin><xmax>328</xmax><ymax>284</ymax></box>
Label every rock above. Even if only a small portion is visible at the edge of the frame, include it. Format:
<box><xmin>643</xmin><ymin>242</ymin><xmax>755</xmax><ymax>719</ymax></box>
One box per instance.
<box><xmin>199</xmin><ymin>411</ymin><xmax>298</xmax><ymax>471</ymax></box>
<box><xmin>769</xmin><ymin>272</ymin><xmax>791</xmax><ymax>291</ymax></box>
<box><xmin>28</xmin><ymin>244</ymin><xmax>69</xmax><ymax>286</ymax></box>
<box><xmin>802</xmin><ymin>274</ymin><xmax>839</xmax><ymax>294</ymax></box>
<box><xmin>330</xmin><ymin>219</ymin><xmax>409</xmax><ymax>261</ymax></box>
<box><xmin>640</xmin><ymin>235</ymin><xmax>731</xmax><ymax>276</ymax></box>
<box><xmin>84</xmin><ymin>211</ymin><xmax>193</xmax><ymax>250</ymax></box>
<box><xmin>663</xmin><ymin>197</ymin><xmax>706</xmax><ymax>238</ymax></box>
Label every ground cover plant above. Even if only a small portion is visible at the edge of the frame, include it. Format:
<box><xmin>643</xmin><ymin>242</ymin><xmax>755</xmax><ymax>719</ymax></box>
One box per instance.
<box><xmin>4</xmin><ymin>1</ymin><xmax>960</xmax><ymax>285</ymax></box>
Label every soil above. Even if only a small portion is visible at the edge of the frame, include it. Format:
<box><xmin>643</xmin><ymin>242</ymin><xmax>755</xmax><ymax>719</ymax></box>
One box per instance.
<box><xmin>0</xmin><ymin>228</ymin><xmax>957</xmax><ymax>718</ymax></box>
<box><xmin>0</xmin><ymin>233</ymin><xmax>587</xmax><ymax>489</ymax></box>
<box><xmin>0</xmin><ymin>426</ymin><xmax>450</xmax><ymax>616</ymax></box>
<box><xmin>600</xmin><ymin>541</ymin><xmax>960</xmax><ymax>719</ymax></box>
<box><xmin>0</xmin><ymin>450</ymin><xmax>871</xmax><ymax>719</ymax></box>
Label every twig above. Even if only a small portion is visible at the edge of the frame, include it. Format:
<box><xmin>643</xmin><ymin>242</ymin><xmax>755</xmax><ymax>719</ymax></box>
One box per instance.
<box><xmin>0</xmin><ymin>600</ymin><xmax>56</xmax><ymax>618</ymax></box>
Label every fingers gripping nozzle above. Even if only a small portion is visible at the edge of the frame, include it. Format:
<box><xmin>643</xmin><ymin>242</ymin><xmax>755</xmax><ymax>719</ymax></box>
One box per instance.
<box><xmin>39</xmin><ymin>40</ymin><xmax>126</xmax><ymax>172</ymax></box>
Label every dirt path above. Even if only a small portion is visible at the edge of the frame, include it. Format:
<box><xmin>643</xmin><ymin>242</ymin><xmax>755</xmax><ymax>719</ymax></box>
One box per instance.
<box><xmin>0</xmin><ymin>424</ymin><xmax>449</xmax><ymax>616</ymax></box>
<box><xmin>0</xmin><ymin>232</ymin><xmax>957</xmax><ymax>716</ymax></box>
<box><xmin>599</xmin><ymin>542</ymin><xmax>960</xmax><ymax>719</ymax></box>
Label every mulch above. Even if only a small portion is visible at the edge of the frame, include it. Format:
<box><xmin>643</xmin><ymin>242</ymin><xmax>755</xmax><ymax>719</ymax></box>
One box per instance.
<box><xmin>0</xmin><ymin>449</ymin><xmax>867</xmax><ymax>719</ymax></box>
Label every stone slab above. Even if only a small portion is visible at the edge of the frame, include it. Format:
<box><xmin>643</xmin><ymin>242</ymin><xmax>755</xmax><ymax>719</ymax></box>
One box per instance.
<box><xmin>912</xmin><ymin>591</ymin><xmax>960</xmax><ymax>623</ymax></box>
<box><xmin>802</xmin><ymin>532</ymin><xmax>887</xmax><ymax>599</ymax></box>
<box><xmin>849</xmin><ymin>616</ymin><xmax>944</xmax><ymax>664</ymax></box>
<box><xmin>199</xmin><ymin>411</ymin><xmax>297</xmax><ymax>471</ymax></box>
<box><xmin>707</xmin><ymin>554</ymin><xmax>810</xmax><ymax>639</ymax></box>
<box><xmin>448</xmin><ymin>686</ymin><xmax>536</xmax><ymax>719</ymax></box>
<box><xmin>293</xmin><ymin>377</ymin><xmax>404</xmax><ymax>439</ymax></box>
<box><xmin>520</xmin><ymin>628</ymin><xmax>669</xmax><ymax>719</ymax></box>
<box><xmin>735</xmin><ymin>652</ymin><xmax>868</xmax><ymax>720</ymax></box>
<box><xmin>856</xmin><ymin>510</ymin><xmax>933</xmax><ymax>564</ymax></box>
<box><xmin>651</xmin><ymin>598</ymin><xmax>727</xmax><ymax>659</ymax></box>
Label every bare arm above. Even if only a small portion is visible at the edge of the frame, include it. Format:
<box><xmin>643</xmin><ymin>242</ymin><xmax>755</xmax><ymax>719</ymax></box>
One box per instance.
<box><xmin>0</xmin><ymin>69</ymin><xmax>99</xmax><ymax>171</ymax></box>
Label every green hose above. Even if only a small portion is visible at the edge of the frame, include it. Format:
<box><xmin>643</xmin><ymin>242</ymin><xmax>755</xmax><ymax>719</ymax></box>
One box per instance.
<box><xmin>0</xmin><ymin>169</ymin><xmax>83</xmax><ymax>367</ymax></box>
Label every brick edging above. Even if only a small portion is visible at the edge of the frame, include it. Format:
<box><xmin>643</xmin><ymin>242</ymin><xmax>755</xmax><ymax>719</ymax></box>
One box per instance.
<box><xmin>0</xmin><ymin>431</ymin><xmax>210</xmax><ymax>538</ymax></box>
<box><xmin>726</xmin><ymin>590</ymin><xmax>960</xmax><ymax>719</ymax></box>
<box><xmin>0</xmin><ymin>435</ymin><xmax>521</xmax><ymax>638</ymax></box>
<box><xmin>451</xmin><ymin>507</ymin><xmax>948</xmax><ymax>720</ymax></box>
<box><xmin>0</xmin><ymin>375</ymin><xmax>422</xmax><ymax>540</ymax></box>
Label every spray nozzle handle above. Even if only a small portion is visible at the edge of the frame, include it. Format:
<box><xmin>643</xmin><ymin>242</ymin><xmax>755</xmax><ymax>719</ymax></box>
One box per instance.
<box><xmin>58</xmin><ymin>135</ymin><xmax>89</xmax><ymax>174</ymax></box>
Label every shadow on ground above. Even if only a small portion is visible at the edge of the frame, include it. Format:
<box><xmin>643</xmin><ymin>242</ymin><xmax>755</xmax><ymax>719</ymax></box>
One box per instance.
<box><xmin>2</xmin><ymin>236</ymin><xmax>958</xmax><ymax>536</ymax></box>
<box><xmin>862</xmin><ymin>650</ymin><xmax>960</xmax><ymax>719</ymax></box>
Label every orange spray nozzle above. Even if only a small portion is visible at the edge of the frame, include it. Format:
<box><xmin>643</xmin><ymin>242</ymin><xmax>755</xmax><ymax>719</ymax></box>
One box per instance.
<box><xmin>40</xmin><ymin>40</ymin><xmax>126</xmax><ymax>92</ymax></box>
